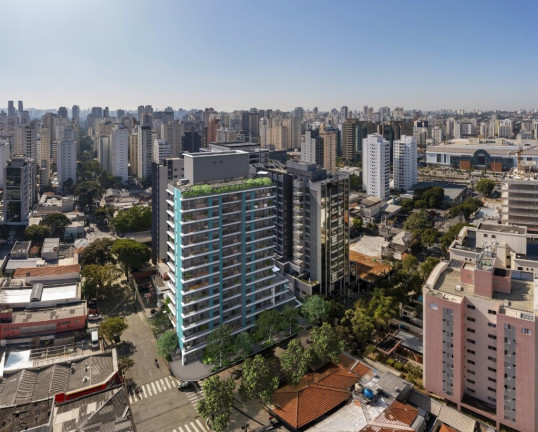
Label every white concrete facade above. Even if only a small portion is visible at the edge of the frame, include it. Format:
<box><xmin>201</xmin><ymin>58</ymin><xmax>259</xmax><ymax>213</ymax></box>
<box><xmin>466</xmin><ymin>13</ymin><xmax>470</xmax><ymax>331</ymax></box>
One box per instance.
<box><xmin>393</xmin><ymin>135</ymin><xmax>417</xmax><ymax>191</ymax></box>
<box><xmin>362</xmin><ymin>133</ymin><xmax>390</xmax><ymax>200</ymax></box>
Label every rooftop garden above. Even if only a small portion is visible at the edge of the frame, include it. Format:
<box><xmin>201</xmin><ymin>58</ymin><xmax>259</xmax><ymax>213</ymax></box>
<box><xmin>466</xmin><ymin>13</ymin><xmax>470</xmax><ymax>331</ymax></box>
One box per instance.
<box><xmin>181</xmin><ymin>177</ymin><xmax>274</xmax><ymax>198</ymax></box>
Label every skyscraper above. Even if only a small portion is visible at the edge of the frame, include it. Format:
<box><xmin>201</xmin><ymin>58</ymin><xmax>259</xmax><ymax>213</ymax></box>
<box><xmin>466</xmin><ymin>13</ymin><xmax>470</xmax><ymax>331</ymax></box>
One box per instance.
<box><xmin>14</xmin><ymin>123</ymin><xmax>37</xmax><ymax>161</ymax></box>
<box><xmin>72</xmin><ymin>105</ymin><xmax>80</xmax><ymax>124</ymax></box>
<box><xmin>165</xmin><ymin>151</ymin><xmax>296</xmax><ymax>364</ymax></box>
<box><xmin>301</xmin><ymin>130</ymin><xmax>323</xmax><ymax>167</ymax></box>
<box><xmin>57</xmin><ymin>141</ymin><xmax>77</xmax><ymax>186</ymax></box>
<box><xmin>3</xmin><ymin>156</ymin><xmax>35</xmax><ymax>225</ymax></box>
<box><xmin>152</xmin><ymin>139</ymin><xmax>171</xmax><ymax>164</ymax></box>
<box><xmin>362</xmin><ymin>134</ymin><xmax>390</xmax><ymax>200</ymax></box>
<box><xmin>341</xmin><ymin>118</ymin><xmax>359</xmax><ymax>163</ymax></box>
<box><xmin>58</xmin><ymin>107</ymin><xmax>68</xmax><ymax>118</ymax></box>
<box><xmin>110</xmin><ymin>123</ymin><xmax>129</xmax><ymax>182</ymax></box>
<box><xmin>393</xmin><ymin>135</ymin><xmax>417</xmax><ymax>192</ymax></box>
<box><xmin>137</xmin><ymin>125</ymin><xmax>154</xmax><ymax>179</ymax></box>
<box><xmin>0</xmin><ymin>141</ymin><xmax>10</xmax><ymax>188</ymax></box>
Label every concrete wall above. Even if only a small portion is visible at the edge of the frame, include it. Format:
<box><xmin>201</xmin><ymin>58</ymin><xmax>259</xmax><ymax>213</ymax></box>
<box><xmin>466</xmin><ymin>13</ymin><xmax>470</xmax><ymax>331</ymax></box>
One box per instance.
<box><xmin>184</xmin><ymin>151</ymin><xmax>249</xmax><ymax>185</ymax></box>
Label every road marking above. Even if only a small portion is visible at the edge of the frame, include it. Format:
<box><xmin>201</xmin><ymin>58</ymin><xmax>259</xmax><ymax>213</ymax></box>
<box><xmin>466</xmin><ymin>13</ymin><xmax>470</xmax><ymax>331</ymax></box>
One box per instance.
<box><xmin>141</xmin><ymin>386</ymin><xmax>148</xmax><ymax>398</ymax></box>
<box><xmin>178</xmin><ymin>427</ymin><xmax>184</xmax><ymax>432</ymax></box>
<box><xmin>196</xmin><ymin>419</ymin><xmax>206</xmax><ymax>431</ymax></box>
<box><xmin>184</xmin><ymin>424</ymin><xmax>192</xmax><ymax>432</ymax></box>
<box><xmin>145</xmin><ymin>384</ymin><xmax>153</xmax><ymax>396</ymax></box>
<box><xmin>151</xmin><ymin>381</ymin><xmax>158</xmax><ymax>393</ymax></box>
<box><xmin>160</xmin><ymin>378</ymin><xmax>169</xmax><ymax>390</ymax></box>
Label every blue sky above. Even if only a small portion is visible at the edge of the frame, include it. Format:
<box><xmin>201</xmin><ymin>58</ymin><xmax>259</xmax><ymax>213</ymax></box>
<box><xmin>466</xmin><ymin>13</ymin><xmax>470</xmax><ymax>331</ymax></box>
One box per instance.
<box><xmin>2</xmin><ymin>0</ymin><xmax>537</xmax><ymax>111</ymax></box>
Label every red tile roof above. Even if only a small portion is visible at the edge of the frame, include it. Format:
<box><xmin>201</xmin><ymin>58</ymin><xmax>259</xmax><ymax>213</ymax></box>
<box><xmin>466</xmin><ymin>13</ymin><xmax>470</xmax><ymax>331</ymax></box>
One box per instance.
<box><xmin>374</xmin><ymin>400</ymin><xmax>419</xmax><ymax>428</ymax></box>
<box><xmin>12</xmin><ymin>264</ymin><xmax>81</xmax><ymax>278</ymax></box>
<box><xmin>351</xmin><ymin>361</ymin><xmax>373</xmax><ymax>379</ymax></box>
<box><xmin>439</xmin><ymin>425</ymin><xmax>459</xmax><ymax>432</ymax></box>
<box><xmin>272</xmin><ymin>363</ymin><xmax>360</xmax><ymax>430</ymax></box>
<box><xmin>361</xmin><ymin>426</ymin><xmax>409</xmax><ymax>432</ymax></box>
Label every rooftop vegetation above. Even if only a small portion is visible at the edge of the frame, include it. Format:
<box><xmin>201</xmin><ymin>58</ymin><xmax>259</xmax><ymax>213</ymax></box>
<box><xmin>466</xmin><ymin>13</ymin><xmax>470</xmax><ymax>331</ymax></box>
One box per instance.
<box><xmin>181</xmin><ymin>177</ymin><xmax>274</xmax><ymax>198</ymax></box>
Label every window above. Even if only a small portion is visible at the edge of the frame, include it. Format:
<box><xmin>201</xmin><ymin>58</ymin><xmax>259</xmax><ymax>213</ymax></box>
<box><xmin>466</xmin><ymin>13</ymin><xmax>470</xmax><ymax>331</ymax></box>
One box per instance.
<box><xmin>522</xmin><ymin>328</ymin><xmax>531</xmax><ymax>335</ymax></box>
<box><xmin>467</xmin><ymin>304</ymin><xmax>476</xmax><ymax>310</ymax></box>
<box><xmin>488</xmin><ymin>387</ymin><xmax>496</xmax><ymax>392</ymax></box>
<box><xmin>488</xmin><ymin>322</ymin><xmax>497</xmax><ymax>328</ymax></box>
<box><xmin>467</xmin><ymin>339</ymin><xmax>475</xmax><ymax>344</ymax></box>
<box><xmin>505</xmin><ymin>324</ymin><xmax>511</xmax><ymax>330</ymax></box>
<box><xmin>467</xmin><ymin>379</ymin><xmax>475</xmax><ymax>384</ymax></box>
<box><xmin>488</xmin><ymin>367</ymin><xmax>497</xmax><ymax>372</ymax></box>
<box><xmin>487</xmin><ymin>396</ymin><xmax>497</xmax><ymax>403</ymax></box>
<box><xmin>467</xmin><ymin>317</ymin><xmax>476</xmax><ymax>322</ymax></box>
<box><xmin>491</xmin><ymin>235</ymin><xmax>496</xmax><ymax>239</ymax></box>
<box><xmin>484</xmin><ymin>234</ymin><xmax>488</xmax><ymax>238</ymax></box>
<box><xmin>467</xmin><ymin>359</ymin><xmax>475</xmax><ymax>365</ymax></box>
<box><xmin>467</xmin><ymin>328</ymin><xmax>476</xmax><ymax>334</ymax></box>
<box><xmin>488</xmin><ymin>356</ymin><xmax>496</xmax><ymax>362</ymax></box>
<box><xmin>467</xmin><ymin>349</ymin><xmax>475</xmax><ymax>355</ymax></box>
<box><xmin>488</xmin><ymin>309</ymin><xmax>497</xmax><ymax>315</ymax></box>
<box><xmin>488</xmin><ymin>345</ymin><xmax>496</xmax><ymax>350</ymax></box>
<box><xmin>488</xmin><ymin>334</ymin><xmax>497</xmax><ymax>340</ymax></box>
<box><xmin>488</xmin><ymin>377</ymin><xmax>497</xmax><ymax>383</ymax></box>
<box><xmin>429</xmin><ymin>303</ymin><xmax>438</xmax><ymax>310</ymax></box>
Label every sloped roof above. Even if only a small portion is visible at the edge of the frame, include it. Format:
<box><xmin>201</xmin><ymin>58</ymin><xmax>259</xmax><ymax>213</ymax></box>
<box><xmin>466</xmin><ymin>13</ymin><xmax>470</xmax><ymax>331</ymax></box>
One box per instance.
<box><xmin>373</xmin><ymin>400</ymin><xmax>418</xmax><ymax>427</ymax></box>
<box><xmin>271</xmin><ymin>363</ymin><xmax>359</xmax><ymax>430</ymax></box>
<box><xmin>439</xmin><ymin>425</ymin><xmax>459</xmax><ymax>432</ymax></box>
<box><xmin>12</xmin><ymin>264</ymin><xmax>81</xmax><ymax>278</ymax></box>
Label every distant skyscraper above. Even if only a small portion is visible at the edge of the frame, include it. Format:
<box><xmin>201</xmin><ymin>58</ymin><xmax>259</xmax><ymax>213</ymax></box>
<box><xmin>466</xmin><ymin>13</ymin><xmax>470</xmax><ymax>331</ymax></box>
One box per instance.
<box><xmin>58</xmin><ymin>107</ymin><xmax>68</xmax><ymax>118</ymax></box>
<box><xmin>161</xmin><ymin>120</ymin><xmax>183</xmax><ymax>157</ymax></box>
<box><xmin>393</xmin><ymin>135</ymin><xmax>417</xmax><ymax>192</ymax></box>
<box><xmin>7</xmin><ymin>101</ymin><xmax>16</xmax><ymax>118</ymax></box>
<box><xmin>57</xmin><ymin>140</ymin><xmax>77</xmax><ymax>186</ymax></box>
<box><xmin>17</xmin><ymin>101</ymin><xmax>23</xmax><ymax>114</ymax></box>
<box><xmin>15</xmin><ymin>123</ymin><xmax>37</xmax><ymax>161</ymax></box>
<box><xmin>320</xmin><ymin>128</ymin><xmax>337</xmax><ymax>174</ymax></box>
<box><xmin>72</xmin><ymin>105</ymin><xmax>80</xmax><ymax>124</ymax></box>
<box><xmin>39</xmin><ymin>127</ymin><xmax>51</xmax><ymax>164</ymax></box>
<box><xmin>182</xmin><ymin>131</ymin><xmax>201</xmax><ymax>153</ymax></box>
<box><xmin>137</xmin><ymin>125</ymin><xmax>154</xmax><ymax>178</ymax></box>
<box><xmin>152</xmin><ymin>139</ymin><xmax>171</xmax><ymax>164</ymax></box>
<box><xmin>103</xmin><ymin>107</ymin><xmax>110</xmax><ymax>118</ymax></box>
<box><xmin>116</xmin><ymin>109</ymin><xmax>125</xmax><ymax>119</ymax></box>
<box><xmin>301</xmin><ymin>130</ymin><xmax>323</xmax><ymax>167</ymax></box>
<box><xmin>0</xmin><ymin>141</ymin><xmax>10</xmax><ymax>188</ymax></box>
<box><xmin>362</xmin><ymin>133</ymin><xmax>390</xmax><ymax>200</ymax></box>
<box><xmin>3</xmin><ymin>156</ymin><xmax>35</xmax><ymax>225</ymax></box>
<box><xmin>340</xmin><ymin>106</ymin><xmax>349</xmax><ymax>119</ymax></box>
<box><xmin>341</xmin><ymin>118</ymin><xmax>359</xmax><ymax>163</ymax></box>
<box><xmin>110</xmin><ymin>123</ymin><xmax>129</xmax><ymax>182</ymax></box>
<box><xmin>293</xmin><ymin>107</ymin><xmax>304</xmax><ymax>121</ymax></box>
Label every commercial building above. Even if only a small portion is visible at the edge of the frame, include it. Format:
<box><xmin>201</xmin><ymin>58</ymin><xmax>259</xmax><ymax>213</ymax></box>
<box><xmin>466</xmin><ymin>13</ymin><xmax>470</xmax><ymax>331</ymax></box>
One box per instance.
<box><xmin>501</xmin><ymin>174</ymin><xmax>538</xmax><ymax>232</ymax></box>
<box><xmin>153</xmin><ymin>138</ymin><xmax>171</xmax><ymax>164</ymax></box>
<box><xmin>423</xmin><ymin>222</ymin><xmax>538</xmax><ymax>431</ymax></box>
<box><xmin>57</xmin><ymin>140</ymin><xmax>77</xmax><ymax>186</ymax></box>
<box><xmin>393</xmin><ymin>135</ymin><xmax>418</xmax><ymax>191</ymax></box>
<box><xmin>362</xmin><ymin>134</ymin><xmax>390</xmax><ymax>200</ymax></box>
<box><xmin>3</xmin><ymin>156</ymin><xmax>36</xmax><ymax>225</ymax></box>
<box><xmin>207</xmin><ymin>141</ymin><xmax>269</xmax><ymax>165</ymax></box>
<box><xmin>165</xmin><ymin>151</ymin><xmax>296</xmax><ymax>364</ymax></box>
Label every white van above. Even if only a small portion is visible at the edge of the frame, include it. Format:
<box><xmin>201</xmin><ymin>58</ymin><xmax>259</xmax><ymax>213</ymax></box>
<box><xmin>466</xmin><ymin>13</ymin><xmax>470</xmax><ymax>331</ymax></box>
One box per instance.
<box><xmin>91</xmin><ymin>330</ymin><xmax>99</xmax><ymax>349</ymax></box>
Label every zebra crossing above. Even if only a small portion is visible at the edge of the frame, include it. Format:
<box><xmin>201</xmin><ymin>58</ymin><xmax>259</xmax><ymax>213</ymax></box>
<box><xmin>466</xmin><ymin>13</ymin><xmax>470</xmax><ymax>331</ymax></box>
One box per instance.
<box><xmin>185</xmin><ymin>386</ymin><xmax>205</xmax><ymax>408</ymax></box>
<box><xmin>128</xmin><ymin>375</ymin><xmax>178</xmax><ymax>404</ymax></box>
<box><xmin>171</xmin><ymin>418</ymin><xmax>210</xmax><ymax>432</ymax></box>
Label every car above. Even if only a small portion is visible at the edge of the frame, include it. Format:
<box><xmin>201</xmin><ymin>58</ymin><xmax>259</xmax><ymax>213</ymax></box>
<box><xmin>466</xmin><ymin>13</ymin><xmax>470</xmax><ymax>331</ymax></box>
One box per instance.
<box><xmin>88</xmin><ymin>314</ymin><xmax>103</xmax><ymax>322</ymax></box>
<box><xmin>177</xmin><ymin>380</ymin><xmax>195</xmax><ymax>391</ymax></box>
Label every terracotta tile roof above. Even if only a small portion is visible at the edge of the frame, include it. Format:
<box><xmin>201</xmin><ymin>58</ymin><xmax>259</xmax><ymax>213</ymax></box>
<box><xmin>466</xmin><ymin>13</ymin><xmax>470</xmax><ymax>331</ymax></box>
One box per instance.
<box><xmin>439</xmin><ymin>425</ymin><xmax>459</xmax><ymax>432</ymax></box>
<box><xmin>349</xmin><ymin>250</ymin><xmax>391</xmax><ymax>282</ymax></box>
<box><xmin>272</xmin><ymin>363</ymin><xmax>360</xmax><ymax>430</ymax></box>
<box><xmin>351</xmin><ymin>361</ymin><xmax>373</xmax><ymax>378</ymax></box>
<box><xmin>12</xmin><ymin>264</ymin><xmax>81</xmax><ymax>278</ymax></box>
<box><xmin>361</xmin><ymin>426</ymin><xmax>409</xmax><ymax>432</ymax></box>
<box><xmin>374</xmin><ymin>400</ymin><xmax>419</xmax><ymax>428</ymax></box>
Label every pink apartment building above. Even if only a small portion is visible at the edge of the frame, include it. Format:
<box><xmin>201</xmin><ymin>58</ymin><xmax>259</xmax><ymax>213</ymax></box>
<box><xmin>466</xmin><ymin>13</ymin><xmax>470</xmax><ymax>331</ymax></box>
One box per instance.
<box><xmin>424</xmin><ymin>223</ymin><xmax>538</xmax><ymax>432</ymax></box>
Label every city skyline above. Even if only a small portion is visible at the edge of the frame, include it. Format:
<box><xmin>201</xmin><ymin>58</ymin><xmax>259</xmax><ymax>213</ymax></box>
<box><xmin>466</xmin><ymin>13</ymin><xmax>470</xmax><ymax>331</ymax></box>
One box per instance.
<box><xmin>2</xmin><ymin>0</ymin><xmax>537</xmax><ymax>111</ymax></box>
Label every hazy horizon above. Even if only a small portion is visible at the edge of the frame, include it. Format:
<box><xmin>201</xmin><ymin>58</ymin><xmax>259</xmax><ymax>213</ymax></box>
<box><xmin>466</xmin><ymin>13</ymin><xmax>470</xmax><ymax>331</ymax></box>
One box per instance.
<box><xmin>2</xmin><ymin>0</ymin><xmax>537</xmax><ymax>111</ymax></box>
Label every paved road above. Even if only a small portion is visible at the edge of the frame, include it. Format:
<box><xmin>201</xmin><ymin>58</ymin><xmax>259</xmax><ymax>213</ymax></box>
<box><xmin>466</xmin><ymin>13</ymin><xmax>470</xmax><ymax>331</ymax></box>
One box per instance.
<box><xmin>122</xmin><ymin>311</ymin><xmax>202</xmax><ymax>432</ymax></box>
<box><xmin>86</xmin><ymin>222</ymin><xmax>114</xmax><ymax>241</ymax></box>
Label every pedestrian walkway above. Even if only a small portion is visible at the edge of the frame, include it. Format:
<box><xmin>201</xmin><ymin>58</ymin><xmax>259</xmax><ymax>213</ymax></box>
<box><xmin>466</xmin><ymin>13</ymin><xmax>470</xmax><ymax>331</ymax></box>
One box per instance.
<box><xmin>128</xmin><ymin>375</ymin><xmax>177</xmax><ymax>404</ymax></box>
<box><xmin>185</xmin><ymin>386</ymin><xmax>204</xmax><ymax>408</ymax></box>
<box><xmin>170</xmin><ymin>418</ymin><xmax>209</xmax><ymax>432</ymax></box>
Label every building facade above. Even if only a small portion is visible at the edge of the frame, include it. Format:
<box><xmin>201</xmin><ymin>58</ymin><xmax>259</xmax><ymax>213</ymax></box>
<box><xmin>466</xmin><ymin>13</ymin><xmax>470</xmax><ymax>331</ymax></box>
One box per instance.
<box><xmin>110</xmin><ymin>123</ymin><xmax>129</xmax><ymax>182</ymax></box>
<box><xmin>57</xmin><ymin>141</ymin><xmax>77</xmax><ymax>186</ymax></box>
<box><xmin>393</xmin><ymin>135</ymin><xmax>417</xmax><ymax>191</ymax></box>
<box><xmin>3</xmin><ymin>156</ymin><xmax>36</xmax><ymax>225</ymax></box>
<box><xmin>362</xmin><ymin>134</ymin><xmax>390</xmax><ymax>200</ymax></box>
<box><xmin>501</xmin><ymin>176</ymin><xmax>538</xmax><ymax>232</ymax></box>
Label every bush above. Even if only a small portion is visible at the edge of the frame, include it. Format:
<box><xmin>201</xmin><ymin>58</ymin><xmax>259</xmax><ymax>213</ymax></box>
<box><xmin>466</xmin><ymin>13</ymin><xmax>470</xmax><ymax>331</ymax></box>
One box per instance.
<box><xmin>386</xmin><ymin>358</ymin><xmax>395</xmax><ymax>366</ymax></box>
<box><xmin>394</xmin><ymin>361</ymin><xmax>403</xmax><ymax>371</ymax></box>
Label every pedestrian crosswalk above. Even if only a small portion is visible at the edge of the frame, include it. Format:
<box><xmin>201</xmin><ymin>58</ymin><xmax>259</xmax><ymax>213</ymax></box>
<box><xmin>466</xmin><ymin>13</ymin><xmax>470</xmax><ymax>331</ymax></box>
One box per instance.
<box><xmin>128</xmin><ymin>375</ymin><xmax>177</xmax><ymax>404</ymax></box>
<box><xmin>185</xmin><ymin>386</ymin><xmax>205</xmax><ymax>408</ymax></box>
<box><xmin>171</xmin><ymin>419</ymin><xmax>210</xmax><ymax>432</ymax></box>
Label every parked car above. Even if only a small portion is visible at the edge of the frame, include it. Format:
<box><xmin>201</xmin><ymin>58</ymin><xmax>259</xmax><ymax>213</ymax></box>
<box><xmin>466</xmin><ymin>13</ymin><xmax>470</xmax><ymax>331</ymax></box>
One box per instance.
<box><xmin>177</xmin><ymin>380</ymin><xmax>195</xmax><ymax>391</ymax></box>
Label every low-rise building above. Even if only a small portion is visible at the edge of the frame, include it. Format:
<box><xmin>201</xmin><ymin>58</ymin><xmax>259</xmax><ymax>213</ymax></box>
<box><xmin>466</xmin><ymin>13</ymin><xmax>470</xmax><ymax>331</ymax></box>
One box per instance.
<box><xmin>41</xmin><ymin>237</ymin><xmax>60</xmax><ymax>260</ymax></box>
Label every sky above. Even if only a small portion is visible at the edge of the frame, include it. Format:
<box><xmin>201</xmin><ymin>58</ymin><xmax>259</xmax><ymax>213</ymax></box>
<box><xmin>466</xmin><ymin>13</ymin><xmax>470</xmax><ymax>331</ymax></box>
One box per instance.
<box><xmin>1</xmin><ymin>0</ymin><xmax>537</xmax><ymax>112</ymax></box>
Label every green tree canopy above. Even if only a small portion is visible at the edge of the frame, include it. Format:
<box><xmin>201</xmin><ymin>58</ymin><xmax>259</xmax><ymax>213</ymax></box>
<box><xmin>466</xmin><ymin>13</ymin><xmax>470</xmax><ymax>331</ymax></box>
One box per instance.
<box><xmin>197</xmin><ymin>376</ymin><xmax>235</xmax><ymax>432</ymax></box>
<box><xmin>118</xmin><ymin>357</ymin><xmax>134</xmax><ymax>375</ymax></box>
<box><xmin>79</xmin><ymin>136</ymin><xmax>94</xmax><ymax>154</ymax></box>
<box><xmin>368</xmin><ymin>289</ymin><xmax>398</xmax><ymax>331</ymax></box>
<box><xmin>40</xmin><ymin>213</ymin><xmax>72</xmax><ymax>238</ymax></box>
<box><xmin>80</xmin><ymin>237</ymin><xmax>115</xmax><ymax>266</ymax></box>
<box><xmin>111</xmin><ymin>239</ymin><xmax>151</xmax><ymax>276</ymax></box>
<box><xmin>475</xmin><ymin>178</ymin><xmax>495</xmax><ymax>197</ymax></box>
<box><xmin>449</xmin><ymin>198</ymin><xmax>482</xmax><ymax>220</ymax></box>
<box><xmin>239</xmin><ymin>354</ymin><xmax>279</xmax><ymax>403</ymax></box>
<box><xmin>99</xmin><ymin>317</ymin><xmax>128</xmax><ymax>343</ymax></box>
<box><xmin>279</xmin><ymin>339</ymin><xmax>311</xmax><ymax>385</ymax></box>
<box><xmin>401</xmin><ymin>255</ymin><xmax>419</xmax><ymax>273</ymax></box>
<box><xmin>420</xmin><ymin>257</ymin><xmax>440</xmax><ymax>280</ymax></box>
<box><xmin>157</xmin><ymin>330</ymin><xmax>179</xmax><ymax>360</ymax></box>
<box><xmin>341</xmin><ymin>304</ymin><xmax>375</xmax><ymax>346</ymax></box>
<box><xmin>234</xmin><ymin>332</ymin><xmax>254</xmax><ymax>358</ymax></box>
<box><xmin>400</xmin><ymin>198</ymin><xmax>414</xmax><ymax>213</ymax></box>
<box><xmin>111</xmin><ymin>206</ymin><xmax>152</xmax><ymax>233</ymax></box>
<box><xmin>440</xmin><ymin>222</ymin><xmax>471</xmax><ymax>249</ymax></box>
<box><xmin>301</xmin><ymin>295</ymin><xmax>327</xmax><ymax>325</ymax></box>
<box><xmin>24</xmin><ymin>224</ymin><xmax>51</xmax><ymax>243</ymax></box>
<box><xmin>349</xmin><ymin>174</ymin><xmax>361</xmax><ymax>191</ymax></box>
<box><xmin>74</xmin><ymin>181</ymin><xmax>105</xmax><ymax>213</ymax></box>
<box><xmin>413</xmin><ymin>186</ymin><xmax>445</xmax><ymax>209</ymax></box>
<box><xmin>281</xmin><ymin>305</ymin><xmax>300</xmax><ymax>335</ymax></box>
<box><xmin>255</xmin><ymin>309</ymin><xmax>283</xmax><ymax>344</ymax></box>
<box><xmin>204</xmin><ymin>324</ymin><xmax>234</xmax><ymax>368</ymax></box>
<box><xmin>403</xmin><ymin>210</ymin><xmax>433</xmax><ymax>232</ymax></box>
<box><xmin>81</xmin><ymin>264</ymin><xmax>121</xmax><ymax>299</ymax></box>
<box><xmin>311</xmin><ymin>322</ymin><xmax>344</xmax><ymax>364</ymax></box>
<box><xmin>421</xmin><ymin>228</ymin><xmax>440</xmax><ymax>247</ymax></box>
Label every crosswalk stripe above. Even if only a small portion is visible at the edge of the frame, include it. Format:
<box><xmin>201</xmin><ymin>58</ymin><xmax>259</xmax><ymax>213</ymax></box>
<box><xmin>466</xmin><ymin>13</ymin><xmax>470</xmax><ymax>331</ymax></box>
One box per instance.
<box><xmin>178</xmin><ymin>427</ymin><xmax>184</xmax><ymax>432</ymax></box>
<box><xmin>184</xmin><ymin>424</ymin><xmax>192</xmax><ymax>432</ymax></box>
<box><xmin>144</xmin><ymin>385</ymin><xmax>151</xmax><ymax>397</ymax></box>
<box><xmin>190</xmin><ymin>422</ymin><xmax>200</xmax><ymax>432</ymax></box>
<box><xmin>151</xmin><ymin>382</ymin><xmax>158</xmax><ymax>393</ymax></box>
<box><xmin>161</xmin><ymin>378</ymin><xmax>170</xmax><ymax>390</ymax></box>
<box><xmin>196</xmin><ymin>419</ymin><xmax>206</xmax><ymax>431</ymax></box>
<box><xmin>172</xmin><ymin>429</ymin><xmax>177</xmax><ymax>432</ymax></box>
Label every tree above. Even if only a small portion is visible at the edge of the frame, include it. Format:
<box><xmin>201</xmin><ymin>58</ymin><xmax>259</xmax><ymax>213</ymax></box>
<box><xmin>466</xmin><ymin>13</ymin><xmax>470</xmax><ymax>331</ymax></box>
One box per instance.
<box><xmin>400</xmin><ymin>198</ymin><xmax>414</xmax><ymax>214</ymax></box>
<box><xmin>79</xmin><ymin>136</ymin><xmax>94</xmax><ymax>154</ymax></box>
<box><xmin>403</xmin><ymin>210</ymin><xmax>433</xmax><ymax>232</ymax></box>
<box><xmin>118</xmin><ymin>357</ymin><xmax>134</xmax><ymax>375</ymax></box>
<box><xmin>449</xmin><ymin>198</ymin><xmax>482</xmax><ymax>221</ymax></box>
<box><xmin>234</xmin><ymin>332</ymin><xmax>254</xmax><ymax>358</ymax></box>
<box><xmin>24</xmin><ymin>224</ymin><xmax>51</xmax><ymax>243</ymax></box>
<box><xmin>301</xmin><ymin>295</ymin><xmax>327</xmax><ymax>325</ymax></box>
<box><xmin>401</xmin><ymin>255</ymin><xmax>419</xmax><ymax>273</ymax></box>
<box><xmin>369</xmin><ymin>290</ymin><xmax>398</xmax><ymax>331</ymax></box>
<box><xmin>475</xmin><ymin>178</ymin><xmax>495</xmax><ymax>197</ymax></box>
<box><xmin>279</xmin><ymin>339</ymin><xmax>311</xmax><ymax>385</ymax></box>
<box><xmin>74</xmin><ymin>181</ymin><xmax>105</xmax><ymax>214</ymax></box>
<box><xmin>197</xmin><ymin>376</ymin><xmax>235</xmax><ymax>432</ymax></box>
<box><xmin>311</xmin><ymin>323</ymin><xmax>344</xmax><ymax>364</ymax></box>
<box><xmin>157</xmin><ymin>330</ymin><xmax>179</xmax><ymax>360</ymax></box>
<box><xmin>99</xmin><ymin>317</ymin><xmax>128</xmax><ymax>343</ymax></box>
<box><xmin>239</xmin><ymin>354</ymin><xmax>279</xmax><ymax>403</ymax></box>
<box><xmin>281</xmin><ymin>305</ymin><xmax>299</xmax><ymax>335</ymax></box>
<box><xmin>341</xmin><ymin>304</ymin><xmax>375</xmax><ymax>346</ymax></box>
<box><xmin>81</xmin><ymin>264</ymin><xmax>121</xmax><ymax>298</ymax></box>
<box><xmin>94</xmin><ymin>206</ymin><xmax>114</xmax><ymax>224</ymax></box>
<box><xmin>349</xmin><ymin>174</ymin><xmax>361</xmax><ymax>191</ymax></box>
<box><xmin>111</xmin><ymin>239</ymin><xmax>151</xmax><ymax>276</ymax></box>
<box><xmin>420</xmin><ymin>257</ymin><xmax>440</xmax><ymax>280</ymax></box>
<box><xmin>204</xmin><ymin>324</ymin><xmax>234</xmax><ymax>368</ymax></box>
<box><xmin>80</xmin><ymin>237</ymin><xmax>115</xmax><ymax>266</ymax></box>
<box><xmin>421</xmin><ymin>228</ymin><xmax>440</xmax><ymax>247</ymax></box>
<box><xmin>41</xmin><ymin>213</ymin><xmax>72</xmax><ymax>238</ymax></box>
<box><xmin>413</xmin><ymin>186</ymin><xmax>444</xmax><ymax>209</ymax></box>
<box><xmin>111</xmin><ymin>206</ymin><xmax>152</xmax><ymax>234</ymax></box>
<box><xmin>325</xmin><ymin>299</ymin><xmax>344</xmax><ymax>325</ymax></box>
<box><xmin>440</xmin><ymin>222</ymin><xmax>470</xmax><ymax>249</ymax></box>
<box><xmin>255</xmin><ymin>309</ymin><xmax>283</xmax><ymax>344</ymax></box>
